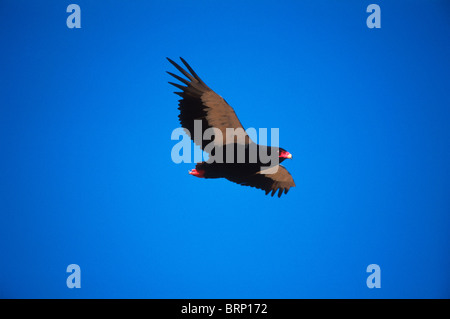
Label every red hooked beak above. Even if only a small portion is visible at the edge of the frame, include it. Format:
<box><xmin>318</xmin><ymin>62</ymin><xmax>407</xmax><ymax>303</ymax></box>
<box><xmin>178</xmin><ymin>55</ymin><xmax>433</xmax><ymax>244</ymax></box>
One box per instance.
<box><xmin>279</xmin><ymin>151</ymin><xmax>293</xmax><ymax>159</ymax></box>
<box><xmin>189</xmin><ymin>168</ymin><xmax>205</xmax><ymax>178</ymax></box>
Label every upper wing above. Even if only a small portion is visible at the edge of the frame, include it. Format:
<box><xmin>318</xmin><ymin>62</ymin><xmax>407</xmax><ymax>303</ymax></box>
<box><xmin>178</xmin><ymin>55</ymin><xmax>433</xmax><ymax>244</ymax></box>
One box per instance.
<box><xmin>167</xmin><ymin>57</ymin><xmax>252</xmax><ymax>151</ymax></box>
<box><xmin>226</xmin><ymin>165</ymin><xmax>296</xmax><ymax>198</ymax></box>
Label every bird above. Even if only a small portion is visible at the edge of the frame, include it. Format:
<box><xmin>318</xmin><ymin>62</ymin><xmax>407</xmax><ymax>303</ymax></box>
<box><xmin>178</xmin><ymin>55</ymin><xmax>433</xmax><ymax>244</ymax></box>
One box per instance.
<box><xmin>167</xmin><ymin>57</ymin><xmax>295</xmax><ymax>197</ymax></box>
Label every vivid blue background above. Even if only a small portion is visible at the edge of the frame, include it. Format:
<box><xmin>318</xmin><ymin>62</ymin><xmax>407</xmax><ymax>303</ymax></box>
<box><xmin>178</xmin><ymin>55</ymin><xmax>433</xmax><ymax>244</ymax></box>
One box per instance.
<box><xmin>1</xmin><ymin>0</ymin><xmax>449</xmax><ymax>298</ymax></box>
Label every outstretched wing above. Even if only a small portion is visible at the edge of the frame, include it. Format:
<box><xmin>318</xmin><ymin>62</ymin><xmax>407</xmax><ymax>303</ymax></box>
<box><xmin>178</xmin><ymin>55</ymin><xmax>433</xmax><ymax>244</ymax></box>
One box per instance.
<box><xmin>167</xmin><ymin>57</ymin><xmax>252</xmax><ymax>151</ymax></box>
<box><xmin>226</xmin><ymin>165</ymin><xmax>296</xmax><ymax>198</ymax></box>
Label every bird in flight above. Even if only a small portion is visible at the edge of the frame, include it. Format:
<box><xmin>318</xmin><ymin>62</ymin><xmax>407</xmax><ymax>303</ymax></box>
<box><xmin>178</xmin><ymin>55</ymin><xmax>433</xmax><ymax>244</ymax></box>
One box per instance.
<box><xmin>167</xmin><ymin>57</ymin><xmax>295</xmax><ymax>197</ymax></box>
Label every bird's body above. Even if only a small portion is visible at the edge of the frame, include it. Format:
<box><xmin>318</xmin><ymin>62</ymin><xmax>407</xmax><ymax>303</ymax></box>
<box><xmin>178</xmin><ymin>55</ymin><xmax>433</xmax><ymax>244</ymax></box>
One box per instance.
<box><xmin>196</xmin><ymin>142</ymin><xmax>281</xmax><ymax>174</ymax></box>
<box><xmin>167</xmin><ymin>57</ymin><xmax>295</xmax><ymax>197</ymax></box>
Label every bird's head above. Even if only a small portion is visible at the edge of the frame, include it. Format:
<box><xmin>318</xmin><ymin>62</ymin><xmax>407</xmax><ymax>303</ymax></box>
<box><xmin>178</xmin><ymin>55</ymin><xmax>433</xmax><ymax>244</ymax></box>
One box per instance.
<box><xmin>189</xmin><ymin>168</ymin><xmax>205</xmax><ymax>178</ymax></box>
<box><xmin>278</xmin><ymin>148</ymin><xmax>293</xmax><ymax>162</ymax></box>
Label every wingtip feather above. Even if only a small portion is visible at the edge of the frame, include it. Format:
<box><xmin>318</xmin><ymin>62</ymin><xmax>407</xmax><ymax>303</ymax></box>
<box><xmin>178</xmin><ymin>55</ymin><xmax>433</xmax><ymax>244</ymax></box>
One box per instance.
<box><xmin>168</xmin><ymin>81</ymin><xmax>187</xmax><ymax>91</ymax></box>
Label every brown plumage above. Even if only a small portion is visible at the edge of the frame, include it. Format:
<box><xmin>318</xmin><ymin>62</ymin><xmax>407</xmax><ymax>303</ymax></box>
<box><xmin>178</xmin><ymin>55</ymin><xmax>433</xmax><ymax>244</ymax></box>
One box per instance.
<box><xmin>167</xmin><ymin>57</ymin><xmax>295</xmax><ymax>197</ymax></box>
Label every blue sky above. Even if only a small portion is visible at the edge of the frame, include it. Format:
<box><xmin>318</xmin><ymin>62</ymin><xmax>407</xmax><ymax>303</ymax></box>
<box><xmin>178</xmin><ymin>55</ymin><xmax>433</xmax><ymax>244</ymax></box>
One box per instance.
<box><xmin>1</xmin><ymin>0</ymin><xmax>449</xmax><ymax>298</ymax></box>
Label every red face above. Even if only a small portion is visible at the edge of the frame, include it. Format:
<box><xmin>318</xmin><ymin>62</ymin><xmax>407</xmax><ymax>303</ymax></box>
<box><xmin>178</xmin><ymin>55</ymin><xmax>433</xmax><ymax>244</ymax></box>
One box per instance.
<box><xmin>189</xmin><ymin>168</ymin><xmax>205</xmax><ymax>178</ymax></box>
<box><xmin>279</xmin><ymin>150</ymin><xmax>292</xmax><ymax>159</ymax></box>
